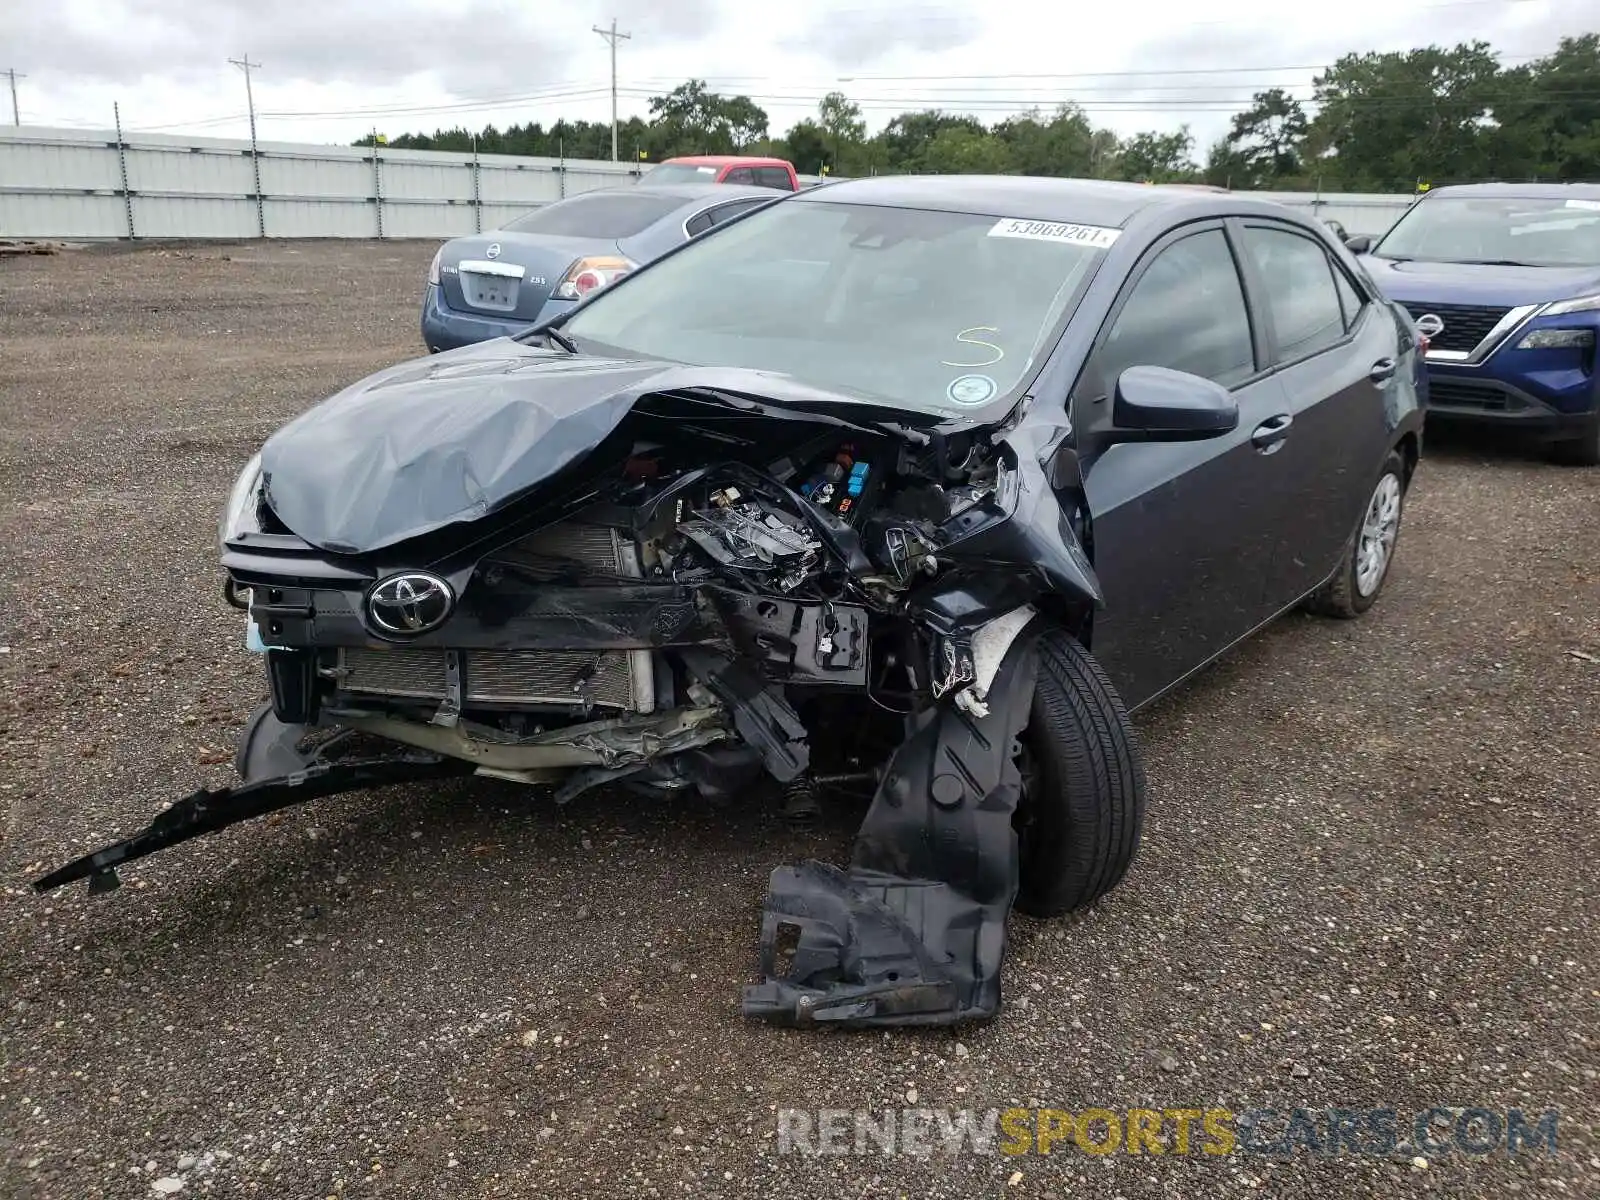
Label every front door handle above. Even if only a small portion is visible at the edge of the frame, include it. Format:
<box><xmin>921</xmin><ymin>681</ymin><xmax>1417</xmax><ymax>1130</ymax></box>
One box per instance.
<box><xmin>1369</xmin><ymin>356</ymin><xmax>1397</xmax><ymax>382</ymax></box>
<box><xmin>1251</xmin><ymin>413</ymin><xmax>1294</xmax><ymax>452</ymax></box>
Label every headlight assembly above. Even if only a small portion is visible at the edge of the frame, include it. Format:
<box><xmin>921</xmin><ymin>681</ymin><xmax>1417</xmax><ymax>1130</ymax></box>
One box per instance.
<box><xmin>1516</xmin><ymin>328</ymin><xmax>1595</xmax><ymax>350</ymax></box>
<box><xmin>1541</xmin><ymin>292</ymin><xmax>1600</xmax><ymax>317</ymax></box>
<box><xmin>220</xmin><ymin>452</ymin><xmax>264</xmax><ymax>543</ymax></box>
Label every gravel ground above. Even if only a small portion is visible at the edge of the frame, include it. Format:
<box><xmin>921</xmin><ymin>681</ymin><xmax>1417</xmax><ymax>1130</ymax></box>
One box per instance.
<box><xmin>1</xmin><ymin>241</ymin><xmax>1597</xmax><ymax>1200</ymax></box>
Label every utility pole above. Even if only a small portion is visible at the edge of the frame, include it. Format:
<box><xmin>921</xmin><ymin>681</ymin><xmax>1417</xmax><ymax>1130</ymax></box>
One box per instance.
<box><xmin>592</xmin><ymin>19</ymin><xmax>631</xmax><ymax>162</ymax></box>
<box><xmin>4</xmin><ymin>68</ymin><xmax>24</xmax><ymax>126</ymax></box>
<box><xmin>228</xmin><ymin>56</ymin><xmax>265</xmax><ymax>237</ymax></box>
<box><xmin>228</xmin><ymin>55</ymin><xmax>261</xmax><ymax>139</ymax></box>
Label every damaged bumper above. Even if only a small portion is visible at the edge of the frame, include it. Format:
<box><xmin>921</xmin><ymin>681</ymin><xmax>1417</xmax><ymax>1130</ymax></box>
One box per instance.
<box><xmin>34</xmin><ymin>726</ymin><xmax>471</xmax><ymax>896</ymax></box>
<box><xmin>34</xmin><ymin>626</ymin><xmax>1043</xmax><ymax>1029</ymax></box>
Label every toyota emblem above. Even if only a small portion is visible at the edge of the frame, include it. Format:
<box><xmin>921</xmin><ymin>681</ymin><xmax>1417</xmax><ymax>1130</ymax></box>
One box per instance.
<box><xmin>366</xmin><ymin>572</ymin><xmax>455</xmax><ymax>636</ymax></box>
<box><xmin>485</xmin><ymin>242</ymin><xmax>501</xmax><ymax>260</ymax></box>
<box><xmin>1415</xmin><ymin>313</ymin><xmax>1444</xmax><ymax>339</ymax></box>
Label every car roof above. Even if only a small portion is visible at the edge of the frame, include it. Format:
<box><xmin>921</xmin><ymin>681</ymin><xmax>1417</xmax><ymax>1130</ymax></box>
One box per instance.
<box><xmin>1422</xmin><ymin>181</ymin><xmax>1600</xmax><ymax>200</ymax></box>
<box><xmin>795</xmin><ymin>174</ymin><xmax>1294</xmax><ymax>228</ymax></box>
<box><xmin>663</xmin><ymin>155</ymin><xmax>791</xmax><ymax>168</ymax></box>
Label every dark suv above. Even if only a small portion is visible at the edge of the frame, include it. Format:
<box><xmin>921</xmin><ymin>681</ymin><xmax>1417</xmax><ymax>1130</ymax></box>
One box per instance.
<box><xmin>1350</xmin><ymin>182</ymin><xmax>1600</xmax><ymax>464</ymax></box>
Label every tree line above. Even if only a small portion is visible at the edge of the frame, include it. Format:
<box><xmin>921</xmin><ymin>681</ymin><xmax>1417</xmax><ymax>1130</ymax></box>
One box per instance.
<box><xmin>363</xmin><ymin>35</ymin><xmax>1600</xmax><ymax>192</ymax></box>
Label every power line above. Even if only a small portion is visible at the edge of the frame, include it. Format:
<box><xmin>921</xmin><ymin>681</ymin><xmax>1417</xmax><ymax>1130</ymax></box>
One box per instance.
<box><xmin>593</xmin><ymin>18</ymin><xmax>632</xmax><ymax>162</ymax></box>
<box><xmin>4</xmin><ymin>68</ymin><xmax>24</xmax><ymax>126</ymax></box>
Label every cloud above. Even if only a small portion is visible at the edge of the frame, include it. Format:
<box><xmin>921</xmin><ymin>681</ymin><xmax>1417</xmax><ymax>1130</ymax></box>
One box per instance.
<box><xmin>781</xmin><ymin>3</ymin><xmax>981</xmax><ymax>71</ymax></box>
<box><xmin>3</xmin><ymin>0</ymin><xmax>720</xmax><ymax>95</ymax></box>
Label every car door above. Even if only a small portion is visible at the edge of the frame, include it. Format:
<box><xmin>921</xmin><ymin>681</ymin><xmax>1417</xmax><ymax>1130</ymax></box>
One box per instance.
<box><xmin>1073</xmin><ymin>222</ymin><xmax>1298</xmax><ymax>710</ymax></box>
<box><xmin>1234</xmin><ymin>219</ymin><xmax>1398</xmax><ymax>602</ymax></box>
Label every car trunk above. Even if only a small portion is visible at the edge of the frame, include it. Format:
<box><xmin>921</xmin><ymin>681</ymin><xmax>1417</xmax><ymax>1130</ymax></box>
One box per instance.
<box><xmin>439</xmin><ymin>233</ymin><xmax>615</xmax><ymax>323</ymax></box>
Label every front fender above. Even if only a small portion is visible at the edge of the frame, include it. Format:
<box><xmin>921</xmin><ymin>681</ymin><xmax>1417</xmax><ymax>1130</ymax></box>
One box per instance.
<box><xmin>934</xmin><ymin>430</ymin><xmax>1103</xmax><ymax>610</ymax></box>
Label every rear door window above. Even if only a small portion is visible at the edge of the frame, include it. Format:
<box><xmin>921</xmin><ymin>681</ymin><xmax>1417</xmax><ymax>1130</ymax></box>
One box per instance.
<box><xmin>504</xmin><ymin>192</ymin><xmax>683</xmax><ymax>238</ymax></box>
<box><xmin>1242</xmin><ymin>225</ymin><xmax>1349</xmax><ymax>361</ymax></box>
<box><xmin>709</xmin><ymin>199</ymin><xmax>768</xmax><ymax>225</ymax></box>
<box><xmin>1091</xmin><ymin>227</ymin><xmax>1257</xmax><ymax>390</ymax></box>
<box><xmin>723</xmin><ymin>167</ymin><xmax>757</xmax><ymax>185</ymax></box>
<box><xmin>754</xmin><ymin>166</ymin><xmax>793</xmax><ymax>190</ymax></box>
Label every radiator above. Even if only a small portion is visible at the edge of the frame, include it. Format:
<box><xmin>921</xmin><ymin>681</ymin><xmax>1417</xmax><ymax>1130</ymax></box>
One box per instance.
<box><xmin>338</xmin><ymin>646</ymin><xmax>648</xmax><ymax>711</ymax></box>
<box><xmin>340</xmin><ymin>519</ymin><xmax>656</xmax><ymax>712</ymax></box>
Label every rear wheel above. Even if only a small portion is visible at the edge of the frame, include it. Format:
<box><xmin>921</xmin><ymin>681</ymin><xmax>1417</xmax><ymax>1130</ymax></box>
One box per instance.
<box><xmin>1306</xmin><ymin>450</ymin><xmax>1407</xmax><ymax>619</ymax></box>
<box><xmin>1013</xmin><ymin>628</ymin><xmax>1147</xmax><ymax>918</ymax></box>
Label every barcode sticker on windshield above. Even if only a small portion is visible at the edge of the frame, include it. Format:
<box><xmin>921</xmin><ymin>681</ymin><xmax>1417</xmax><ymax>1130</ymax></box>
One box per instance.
<box><xmin>988</xmin><ymin>218</ymin><xmax>1122</xmax><ymax>248</ymax></box>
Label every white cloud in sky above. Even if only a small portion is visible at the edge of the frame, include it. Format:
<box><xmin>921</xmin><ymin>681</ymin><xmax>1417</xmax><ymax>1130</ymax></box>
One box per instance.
<box><xmin>1</xmin><ymin>0</ymin><xmax>1591</xmax><ymax>151</ymax></box>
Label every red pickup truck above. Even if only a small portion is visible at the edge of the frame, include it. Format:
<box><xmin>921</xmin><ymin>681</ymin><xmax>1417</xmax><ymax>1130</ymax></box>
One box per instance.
<box><xmin>643</xmin><ymin>155</ymin><xmax>799</xmax><ymax>191</ymax></box>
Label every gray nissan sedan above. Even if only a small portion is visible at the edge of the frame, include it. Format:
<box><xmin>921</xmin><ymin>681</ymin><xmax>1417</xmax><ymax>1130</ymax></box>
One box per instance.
<box><xmin>420</xmin><ymin>181</ymin><xmax>778</xmax><ymax>351</ymax></box>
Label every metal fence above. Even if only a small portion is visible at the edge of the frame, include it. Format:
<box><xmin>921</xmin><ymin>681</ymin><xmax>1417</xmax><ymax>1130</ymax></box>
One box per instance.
<box><xmin>0</xmin><ymin>125</ymin><xmax>645</xmax><ymax>241</ymax></box>
<box><xmin>0</xmin><ymin>124</ymin><xmax>1417</xmax><ymax>241</ymax></box>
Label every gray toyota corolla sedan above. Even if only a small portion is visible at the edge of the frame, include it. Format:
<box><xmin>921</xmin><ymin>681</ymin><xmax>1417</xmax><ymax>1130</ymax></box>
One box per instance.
<box><xmin>41</xmin><ymin>176</ymin><xmax>1426</xmax><ymax>1030</ymax></box>
<box><xmin>420</xmin><ymin>181</ymin><xmax>778</xmax><ymax>351</ymax></box>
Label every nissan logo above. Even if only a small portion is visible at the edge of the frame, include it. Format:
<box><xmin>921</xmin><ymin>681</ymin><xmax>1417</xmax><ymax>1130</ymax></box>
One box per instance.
<box><xmin>1415</xmin><ymin>313</ymin><xmax>1445</xmax><ymax>339</ymax></box>
<box><xmin>366</xmin><ymin>572</ymin><xmax>455</xmax><ymax>636</ymax></box>
<box><xmin>485</xmin><ymin>242</ymin><xmax>501</xmax><ymax>260</ymax></box>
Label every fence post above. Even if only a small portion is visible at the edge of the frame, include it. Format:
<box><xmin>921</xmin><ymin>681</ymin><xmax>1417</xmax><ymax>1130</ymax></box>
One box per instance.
<box><xmin>471</xmin><ymin>136</ymin><xmax>481</xmax><ymax>234</ymax></box>
<box><xmin>113</xmin><ymin>102</ymin><xmax>135</xmax><ymax>239</ymax></box>
<box><xmin>559</xmin><ymin>137</ymin><xmax>566</xmax><ymax>199</ymax></box>
<box><xmin>371</xmin><ymin>128</ymin><xmax>384</xmax><ymax>239</ymax></box>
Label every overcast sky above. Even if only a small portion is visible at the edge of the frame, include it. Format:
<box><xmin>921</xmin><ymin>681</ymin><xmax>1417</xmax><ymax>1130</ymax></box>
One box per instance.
<box><xmin>3</xmin><ymin>0</ymin><xmax>1592</xmax><ymax>154</ymax></box>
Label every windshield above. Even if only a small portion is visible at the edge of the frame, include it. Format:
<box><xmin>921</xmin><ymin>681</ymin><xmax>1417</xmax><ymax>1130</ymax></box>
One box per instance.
<box><xmin>1375</xmin><ymin>195</ymin><xmax>1600</xmax><ymax>267</ymax></box>
<box><xmin>561</xmin><ymin>199</ymin><xmax>1113</xmax><ymax>414</ymax></box>
<box><xmin>643</xmin><ymin>163</ymin><xmax>720</xmax><ymax>184</ymax></box>
<box><xmin>503</xmin><ymin>191</ymin><xmax>682</xmax><ymax>238</ymax></box>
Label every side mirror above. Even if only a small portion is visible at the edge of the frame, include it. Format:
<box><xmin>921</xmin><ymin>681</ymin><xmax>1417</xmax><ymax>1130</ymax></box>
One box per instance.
<box><xmin>1343</xmin><ymin>233</ymin><xmax>1373</xmax><ymax>254</ymax></box>
<box><xmin>1110</xmin><ymin>365</ymin><xmax>1239</xmax><ymax>443</ymax></box>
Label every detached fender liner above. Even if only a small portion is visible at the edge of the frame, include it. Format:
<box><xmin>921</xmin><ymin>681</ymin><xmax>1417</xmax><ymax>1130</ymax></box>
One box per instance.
<box><xmin>741</xmin><ymin>621</ymin><xmax>1041</xmax><ymax>1027</ymax></box>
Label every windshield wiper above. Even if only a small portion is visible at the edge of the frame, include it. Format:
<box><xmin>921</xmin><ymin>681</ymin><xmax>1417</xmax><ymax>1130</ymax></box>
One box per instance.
<box><xmin>1450</xmin><ymin>259</ymin><xmax>1537</xmax><ymax>267</ymax></box>
<box><xmin>541</xmin><ymin>326</ymin><xmax>579</xmax><ymax>353</ymax></box>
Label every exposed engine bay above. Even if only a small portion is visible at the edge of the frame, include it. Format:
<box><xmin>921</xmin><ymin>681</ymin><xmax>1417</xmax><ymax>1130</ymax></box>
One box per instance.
<box><xmin>34</xmin><ymin>377</ymin><xmax>1117</xmax><ymax>1029</ymax></box>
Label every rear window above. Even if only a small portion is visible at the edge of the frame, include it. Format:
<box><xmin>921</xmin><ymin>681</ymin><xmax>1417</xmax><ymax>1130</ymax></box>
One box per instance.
<box><xmin>503</xmin><ymin>192</ymin><xmax>682</xmax><ymax>238</ymax></box>
<box><xmin>643</xmin><ymin>164</ymin><xmax>719</xmax><ymax>185</ymax></box>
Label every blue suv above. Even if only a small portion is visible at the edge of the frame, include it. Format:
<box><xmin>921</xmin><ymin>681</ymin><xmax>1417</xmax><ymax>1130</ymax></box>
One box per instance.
<box><xmin>1349</xmin><ymin>183</ymin><xmax>1600</xmax><ymax>465</ymax></box>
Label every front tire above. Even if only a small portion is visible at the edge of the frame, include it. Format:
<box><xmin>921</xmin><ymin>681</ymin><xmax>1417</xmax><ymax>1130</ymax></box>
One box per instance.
<box><xmin>1013</xmin><ymin>628</ymin><xmax>1147</xmax><ymax>918</ymax></box>
<box><xmin>1306</xmin><ymin>449</ymin><xmax>1407</xmax><ymax>619</ymax></box>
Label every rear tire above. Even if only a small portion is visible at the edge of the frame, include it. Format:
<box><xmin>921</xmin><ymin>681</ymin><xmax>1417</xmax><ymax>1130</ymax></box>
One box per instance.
<box><xmin>1013</xmin><ymin>628</ymin><xmax>1147</xmax><ymax>918</ymax></box>
<box><xmin>1306</xmin><ymin>450</ymin><xmax>1407</xmax><ymax>619</ymax></box>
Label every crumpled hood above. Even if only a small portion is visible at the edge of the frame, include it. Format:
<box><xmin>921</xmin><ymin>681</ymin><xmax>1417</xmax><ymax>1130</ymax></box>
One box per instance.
<box><xmin>1359</xmin><ymin>255</ymin><xmax>1600</xmax><ymax>307</ymax></box>
<box><xmin>259</xmin><ymin>339</ymin><xmax>912</xmax><ymax>555</ymax></box>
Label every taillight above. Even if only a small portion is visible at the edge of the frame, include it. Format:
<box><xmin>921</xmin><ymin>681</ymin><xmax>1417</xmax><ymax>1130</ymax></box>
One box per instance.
<box><xmin>554</xmin><ymin>255</ymin><xmax>635</xmax><ymax>301</ymax></box>
<box><xmin>427</xmin><ymin>246</ymin><xmax>443</xmax><ymax>285</ymax></box>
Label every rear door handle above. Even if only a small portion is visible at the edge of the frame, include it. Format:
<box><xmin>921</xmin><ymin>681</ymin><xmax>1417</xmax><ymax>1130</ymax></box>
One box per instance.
<box><xmin>1251</xmin><ymin>413</ymin><xmax>1294</xmax><ymax>452</ymax></box>
<box><xmin>1369</xmin><ymin>356</ymin><xmax>1397</xmax><ymax>382</ymax></box>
